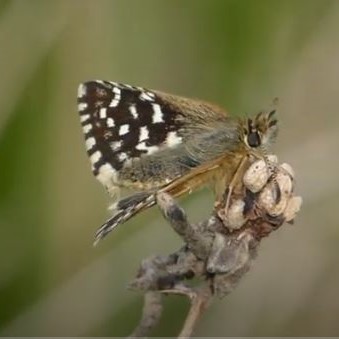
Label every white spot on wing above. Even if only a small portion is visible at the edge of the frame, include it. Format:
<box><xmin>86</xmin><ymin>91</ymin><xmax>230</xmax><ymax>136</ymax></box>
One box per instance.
<box><xmin>80</xmin><ymin>114</ymin><xmax>90</xmax><ymax>123</ymax></box>
<box><xmin>78</xmin><ymin>83</ymin><xmax>86</xmax><ymax>98</ymax></box>
<box><xmin>146</xmin><ymin>91</ymin><xmax>155</xmax><ymax>98</ymax></box>
<box><xmin>99</xmin><ymin>107</ymin><xmax>107</xmax><ymax>119</ymax></box>
<box><xmin>140</xmin><ymin>92</ymin><xmax>154</xmax><ymax>102</ymax></box>
<box><xmin>166</xmin><ymin>131</ymin><xmax>182</xmax><ymax>147</ymax></box>
<box><xmin>129</xmin><ymin>105</ymin><xmax>138</xmax><ymax>119</ymax></box>
<box><xmin>119</xmin><ymin>124</ymin><xmax>129</xmax><ymax>136</ymax></box>
<box><xmin>118</xmin><ymin>152</ymin><xmax>128</xmax><ymax>161</ymax></box>
<box><xmin>96</xmin><ymin>163</ymin><xmax>118</xmax><ymax>191</ymax></box>
<box><xmin>86</xmin><ymin>137</ymin><xmax>96</xmax><ymax>150</ymax></box>
<box><xmin>78</xmin><ymin>102</ymin><xmax>88</xmax><ymax>111</ymax></box>
<box><xmin>97</xmin><ymin>163</ymin><xmax>114</xmax><ymax>175</ymax></box>
<box><xmin>90</xmin><ymin>150</ymin><xmax>102</xmax><ymax>164</ymax></box>
<box><xmin>139</xmin><ymin>126</ymin><xmax>149</xmax><ymax>142</ymax></box>
<box><xmin>109</xmin><ymin>86</ymin><xmax>121</xmax><ymax>107</ymax></box>
<box><xmin>109</xmin><ymin>98</ymin><xmax>120</xmax><ymax>107</ymax></box>
<box><xmin>107</xmin><ymin>118</ymin><xmax>115</xmax><ymax>127</ymax></box>
<box><xmin>152</xmin><ymin>104</ymin><xmax>164</xmax><ymax>123</ymax></box>
<box><xmin>111</xmin><ymin>140</ymin><xmax>122</xmax><ymax>151</ymax></box>
<box><xmin>113</xmin><ymin>87</ymin><xmax>121</xmax><ymax>95</ymax></box>
<box><xmin>136</xmin><ymin>142</ymin><xmax>159</xmax><ymax>154</ymax></box>
<box><xmin>95</xmin><ymin>80</ymin><xmax>105</xmax><ymax>85</ymax></box>
<box><xmin>83</xmin><ymin>124</ymin><xmax>92</xmax><ymax>134</ymax></box>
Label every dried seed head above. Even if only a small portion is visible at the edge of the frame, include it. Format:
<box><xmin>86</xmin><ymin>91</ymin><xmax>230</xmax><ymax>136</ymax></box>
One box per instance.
<box><xmin>284</xmin><ymin>196</ymin><xmax>303</xmax><ymax>222</ymax></box>
<box><xmin>207</xmin><ymin>232</ymin><xmax>253</xmax><ymax>275</ymax></box>
<box><xmin>243</xmin><ymin>159</ymin><xmax>270</xmax><ymax>193</ymax></box>
<box><xmin>267</xmin><ymin>154</ymin><xmax>278</xmax><ymax>163</ymax></box>
<box><xmin>280</xmin><ymin>162</ymin><xmax>295</xmax><ymax>178</ymax></box>
<box><xmin>221</xmin><ymin>155</ymin><xmax>301</xmax><ymax>235</ymax></box>
<box><xmin>276</xmin><ymin>169</ymin><xmax>294</xmax><ymax>195</ymax></box>
<box><xmin>227</xmin><ymin>199</ymin><xmax>247</xmax><ymax>230</ymax></box>
<box><xmin>259</xmin><ymin>169</ymin><xmax>293</xmax><ymax>217</ymax></box>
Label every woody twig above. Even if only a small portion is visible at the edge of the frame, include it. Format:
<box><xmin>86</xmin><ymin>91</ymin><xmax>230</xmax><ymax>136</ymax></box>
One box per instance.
<box><xmin>128</xmin><ymin>156</ymin><xmax>302</xmax><ymax>338</ymax></box>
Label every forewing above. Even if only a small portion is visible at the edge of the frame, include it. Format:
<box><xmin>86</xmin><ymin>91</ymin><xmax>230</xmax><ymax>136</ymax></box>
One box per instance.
<box><xmin>77</xmin><ymin>81</ymin><xmax>228</xmax><ymax>193</ymax></box>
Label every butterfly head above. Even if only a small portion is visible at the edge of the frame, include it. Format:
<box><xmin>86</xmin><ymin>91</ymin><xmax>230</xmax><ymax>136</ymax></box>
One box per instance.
<box><xmin>241</xmin><ymin>109</ymin><xmax>278</xmax><ymax>153</ymax></box>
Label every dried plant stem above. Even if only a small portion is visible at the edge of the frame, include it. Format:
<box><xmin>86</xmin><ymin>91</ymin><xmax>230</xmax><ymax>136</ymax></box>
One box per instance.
<box><xmin>128</xmin><ymin>158</ymin><xmax>301</xmax><ymax>338</ymax></box>
<box><xmin>177</xmin><ymin>285</ymin><xmax>213</xmax><ymax>339</ymax></box>
<box><xmin>128</xmin><ymin>292</ymin><xmax>162</xmax><ymax>338</ymax></box>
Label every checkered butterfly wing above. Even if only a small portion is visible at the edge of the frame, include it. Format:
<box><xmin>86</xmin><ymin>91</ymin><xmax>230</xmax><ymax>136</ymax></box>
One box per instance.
<box><xmin>77</xmin><ymin>81</ymin><xmax>182</xmax><ymax>193</ymax></box>
<box><xmin>77</xmin><ymin>81</ymin><xmax>229</xmax><ymax>195</ymax></box>
<box><xmin>77</xmin><ymin>81</ymin><xmax>232</xmax><ymax>242</ymax></box>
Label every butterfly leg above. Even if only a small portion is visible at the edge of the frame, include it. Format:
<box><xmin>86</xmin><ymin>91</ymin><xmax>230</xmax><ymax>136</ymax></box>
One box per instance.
<box><xmin>222</xmin><ymin>156</ymin><xmax>249</xmax><ymax>215</ymax></box>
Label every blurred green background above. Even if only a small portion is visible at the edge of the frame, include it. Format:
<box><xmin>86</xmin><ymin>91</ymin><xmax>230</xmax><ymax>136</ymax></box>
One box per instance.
<box><xmin>1</xmin><ymin>0</ymin><xmax>339</xmax><ymax>336</ymax></box>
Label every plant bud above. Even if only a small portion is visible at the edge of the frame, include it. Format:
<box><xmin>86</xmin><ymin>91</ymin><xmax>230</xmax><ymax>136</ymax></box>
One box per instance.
<box><xmin>284</xmin><ymin>196</ymin><xmax>303</xmax><ymax>222</ymax></box>
<box><xmin>259</xmin><ymin>170</ymin><xmax>293</xmax><ymax>216</ymax></box>
<box><xmin>227</xmin><ymin>199</ymin><xmax>247</xmax><ymax>230</ymax></box>
<box><xmin>243</xmin><ymin>159</ymin><xmax>269</xmax><ymax>193</ymax></box>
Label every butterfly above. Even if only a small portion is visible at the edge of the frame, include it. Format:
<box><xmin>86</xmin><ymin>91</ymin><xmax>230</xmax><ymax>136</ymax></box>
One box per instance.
<box><xmin>77</xmin><ymin>81</ymin><xmax>278</xmax><ymax>243</ymax></box>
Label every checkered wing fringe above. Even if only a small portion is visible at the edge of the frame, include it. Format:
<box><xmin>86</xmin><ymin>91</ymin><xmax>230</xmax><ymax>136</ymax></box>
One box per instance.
<box><xmin>94</xmin><ymin>192</ymin><xmax>155</xmax><ymax>244</ymax></box>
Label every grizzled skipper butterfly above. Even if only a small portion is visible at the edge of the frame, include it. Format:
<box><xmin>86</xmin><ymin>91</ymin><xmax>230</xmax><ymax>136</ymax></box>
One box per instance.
<box><xmin>77</xmin><ymin>81</ymin><xmax>278</xmax><ymax>243</ymax></box>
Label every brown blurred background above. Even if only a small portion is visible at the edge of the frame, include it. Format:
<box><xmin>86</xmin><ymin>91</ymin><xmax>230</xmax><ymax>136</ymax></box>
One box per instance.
<box><xmin>0</xmin><ymin>0</ymin><xmax>338</xmax><ymax>336</ymax></box>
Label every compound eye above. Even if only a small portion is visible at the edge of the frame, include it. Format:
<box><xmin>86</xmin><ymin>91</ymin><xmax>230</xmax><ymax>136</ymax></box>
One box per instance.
<box><xmin>247</xmin><ymin>131</ymin><xmax>261</xmax><ymax>148</ymax></box>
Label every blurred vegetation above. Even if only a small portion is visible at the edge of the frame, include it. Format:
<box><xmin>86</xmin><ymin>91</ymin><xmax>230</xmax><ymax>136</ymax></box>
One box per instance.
<box><xmin>1</xmin><ymin>0</ymin><xmax>339</xmax><ymax>336</ymax></box>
